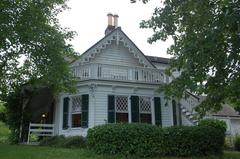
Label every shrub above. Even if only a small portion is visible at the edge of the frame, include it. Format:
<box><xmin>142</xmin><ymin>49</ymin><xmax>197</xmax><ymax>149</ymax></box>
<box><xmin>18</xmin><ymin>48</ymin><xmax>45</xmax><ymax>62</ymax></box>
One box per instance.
<box><xmin>39</xmin><ymin>135</ymin><xmax>65</xmax><ymax>147</ymax></box>
<box><xmin>62</xmin><ymin>136</ymin><xmax>86</xmax><ymax>148</ymax></box>
<box><xmin>163</xmin><ymin>126</ymin><xmax>225</xmax><ymax>156</ymax></box>
<box><xmin>198</xmin><ymin>119</ymin><xmax>227</xmax><ymax>133</ymax></box>
<box><xmin>0</xmin><ymin>102</ymin><xmax>6</xmax><ymax>123</ymax></box>
<box><xmin>225</xmin><ymin>136</ymin><xmax>234</xmax><ymax>150</ymax></box>
<box><xmin>87</xmin><ymin>123</ymin><xmax>162</xmax><ymax>157</ymax></box>
<box><xmin>39</xmin><ymin>135</ymin><xmax>86</xmax><ymax>149</ymax></box>
<box><xmin>234</xmin><ymin>135</ymin><xmax>240</xmax><ymax>151</ymax></box>
<box><xmin>87</xmin><ymin>123</ymin><xmax>225</xmax><ymax>157</ymax></box>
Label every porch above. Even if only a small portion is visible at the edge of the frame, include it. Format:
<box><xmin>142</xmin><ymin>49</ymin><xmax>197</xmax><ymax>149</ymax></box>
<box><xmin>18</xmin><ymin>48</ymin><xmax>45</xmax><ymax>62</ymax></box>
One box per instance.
<box><xmin>71</xmin><ymin>63</ymin><xmax>168</xmax><ymax>84</ymax></box>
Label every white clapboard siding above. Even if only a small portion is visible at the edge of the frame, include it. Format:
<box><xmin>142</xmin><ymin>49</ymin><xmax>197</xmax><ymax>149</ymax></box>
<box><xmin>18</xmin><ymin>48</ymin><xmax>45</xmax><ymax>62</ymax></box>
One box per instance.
<box><xmin>161</xmin><ymin>99</ymin><xmax>173</xmax><ymax>127</ymax></box>
<box><xmin>90</xmin><ymin>42</ymin><xmax>143</xmax><ymax>67</ymax></box>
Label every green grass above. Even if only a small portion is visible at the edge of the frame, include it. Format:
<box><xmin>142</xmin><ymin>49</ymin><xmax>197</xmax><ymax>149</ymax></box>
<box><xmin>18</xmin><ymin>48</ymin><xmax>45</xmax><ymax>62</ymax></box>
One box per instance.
<box><xmin>0</xmin><ymin>123</ymin><xmax>240</xmax><ymax>159</ymax></box>
<box><xmin>0</xmin><ymin>121</ymin><xmax>10</xmax><ymax>143</ymax></box>
<box><xmin>0</xmin><ymin>144</ymin><xmax>239</xmax><ymax>159</ymax></box>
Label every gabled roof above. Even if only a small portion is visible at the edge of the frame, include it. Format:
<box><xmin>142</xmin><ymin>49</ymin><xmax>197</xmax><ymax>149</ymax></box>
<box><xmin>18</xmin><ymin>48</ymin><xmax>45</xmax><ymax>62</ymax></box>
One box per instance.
<box><xmin>146</xmin><ymin>56</ymin><xmax>170</xmax><ymax>64</ymax></box>
<box><xmin>71</xmin><ymin>27</ymin><xmax>156</xmax><ymax>68</ymax></box>
<box><xmin>211</xmin><ymin>104</ymin><xmax>240</xmax><ymax>118</ymax></box>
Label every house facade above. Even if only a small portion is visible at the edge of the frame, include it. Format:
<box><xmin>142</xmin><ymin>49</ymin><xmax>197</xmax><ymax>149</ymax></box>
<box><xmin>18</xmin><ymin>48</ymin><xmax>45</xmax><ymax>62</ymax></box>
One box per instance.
<box><xmin>52</xmin><ymin>14</ymin><xmax>199</xmax><ymax>136</ymax></box>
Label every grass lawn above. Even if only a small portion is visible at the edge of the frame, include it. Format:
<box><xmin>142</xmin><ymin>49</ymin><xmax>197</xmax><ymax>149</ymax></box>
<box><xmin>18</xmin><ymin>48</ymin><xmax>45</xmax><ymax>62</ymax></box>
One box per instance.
<box><xmin>0</xmin><ymin>144</ymin><xmax>239</xmax><ymax>159</ymax></box>
<box><xmin>0</xmin><ymin>122</ymin><xmax>240</xmax><ymax>159</ymax></box>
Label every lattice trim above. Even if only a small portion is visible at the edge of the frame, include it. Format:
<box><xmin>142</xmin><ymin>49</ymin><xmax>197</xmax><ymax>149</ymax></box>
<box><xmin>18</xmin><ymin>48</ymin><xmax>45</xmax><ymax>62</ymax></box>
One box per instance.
<box><xmin>71</xmin><ymin>96</ymin><xmax>82</xmax><ymax>113</ymax></box>
<box><xmin>115</xmin><ymin>96</ymin><xmax>128</xmax><ymax>113</ymax></box>
<box><xmin>139</xmin><ymin>96</ymin><xmax>151</xmax><ymax>114</ymax></box>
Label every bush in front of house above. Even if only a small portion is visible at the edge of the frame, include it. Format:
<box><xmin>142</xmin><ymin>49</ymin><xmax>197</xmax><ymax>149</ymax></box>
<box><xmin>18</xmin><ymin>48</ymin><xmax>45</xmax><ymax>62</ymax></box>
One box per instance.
<box><xmin>39</xmin><ymin>135</ymin><xmax>86</xmax><ymax>149</ymax></box>
<box><xmin>198</xmin><ymin>118</ymin><xmax>227</xmax><ymax>133</ymax></box>
<box><xmin>234</xmin><ymin>135</ymin><xmax>240</xmax><ymax>151</ymax></box>
<box><xmin>87</xmin><ymin>123</ymin><xmax>163</xmax><ymax>157</ymax></box>
<box><xmin>163</xmin><ymin>125</ymin><xmax>225</xmax><ymax>156</ymax></box>
<box><xmin>62</xmin><ymin>136</ymin><xmax>86</xmax><ymax>148</ymax></box>
<box><xmin>87</xmin><ymin>123</ymin><xmax>225</xmax><ymax>157</ymax></box>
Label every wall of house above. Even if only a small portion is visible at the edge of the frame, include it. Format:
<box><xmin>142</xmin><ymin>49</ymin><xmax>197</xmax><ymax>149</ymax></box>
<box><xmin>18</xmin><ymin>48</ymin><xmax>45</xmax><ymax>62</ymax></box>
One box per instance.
<box><xmin>90</xmin><ymin>42</ymin><xmax>143</xmax><ymax>67</ymax></box>
<box><xmin>54</xmin><ymin>82</ymin><xmax>184</xmax><ymax>136</ymax></box>
<box><xmin>230</xmin><ymin>119</ymin><xmax>240</xmax><ymax>135</ymax></box>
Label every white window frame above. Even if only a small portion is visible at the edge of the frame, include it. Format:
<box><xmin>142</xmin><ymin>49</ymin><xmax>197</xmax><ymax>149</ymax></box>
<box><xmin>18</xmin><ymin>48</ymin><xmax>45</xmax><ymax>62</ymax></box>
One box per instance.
<box><xmin>114</xmin><ymin>95</ymin><xmax>129</xmax><ymax>123</ymax></box>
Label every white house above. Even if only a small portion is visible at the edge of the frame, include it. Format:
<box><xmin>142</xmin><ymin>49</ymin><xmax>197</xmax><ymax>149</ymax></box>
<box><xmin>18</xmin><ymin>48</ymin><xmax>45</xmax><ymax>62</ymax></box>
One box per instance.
<box><xmin>207</xmin><ymin>104</ymin><xmax>240</xmax><ymax>136</ymax></box>
<box><xmin>29</xmin><ymin>14</ymin><xmax>201</xmax><ymax>138</ymax></box>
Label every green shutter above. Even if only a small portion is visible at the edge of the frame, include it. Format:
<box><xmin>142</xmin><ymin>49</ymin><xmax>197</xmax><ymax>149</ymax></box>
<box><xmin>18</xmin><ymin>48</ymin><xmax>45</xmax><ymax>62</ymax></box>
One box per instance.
<box><xmin>131</xmin><ymin>96</ymin><xmax>139</xmax><ymax>122</ymax></box>
<box><xmin>81</xmin><ymin>94</ymin><xmax>89</xmax><ymax>128</ymax></box>
<box><xmin>172</xmin><ymin>100</ymin><xmax>177</xmax><ymax>126</ymax></box>
<box><xmin>108</xmin><ymin>95</ymin><xmax>115</xmax><ymax>123</ymax></box>
<box><xmin>154</xmin><ymin>97</ymin><xmax>162</xmax><ymax>126</ymax></box>
<box><xmin>63</xmin><ymin>97</ymin><xmax>69</xmax><ymax>129</ymax></box>
<box><xmin>178</xmin><ymin>102</ymin><xmax>182</xmax><ymax>125</ymax></box>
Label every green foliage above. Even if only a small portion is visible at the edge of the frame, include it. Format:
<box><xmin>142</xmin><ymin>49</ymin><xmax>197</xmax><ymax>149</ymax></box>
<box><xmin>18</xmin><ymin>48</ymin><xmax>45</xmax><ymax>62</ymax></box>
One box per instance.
<box><xmin>87</xmin><ymin>123</ymin><xmax>162</xmax><ymax>157</ymax></box>
<box><xmin>0</xmin><ymin>0</ymin><xmax>78</xmax><ymax>100</ymax></box>
<box><xmin>234</xmin><ymin>135</ymin><xmax>240</xmax><ymax>151</ymax></box>
<box><xmin>40</xmin><ymin>135</ymin><xmax>86</xmax><ymax>149</ymax></box>
<box><xmin>198</xmin><ymin>119</ymin><xmax>227</xmax><ymax>133</ymax></box>
<box><xmin>0</xmin><ymin>121</ymin><xmax>10</xmax><ymax>144</ymax></box>
<box><xmin>5</xmin><ymin>88</ymin><xmax>23</xmax><ymax>144</ymax></box>
<box><xmin>136</xmin><ymin>0</ymin><xmax>240</xmax><ymax>116</ymax></box>
<box><xmin>0</xmin><ymin>101</ymin><xmax>6</xmax><ymax>123</ymax></box>
<box><xmin>39</xmin><ymin>135</ymin><xmax>65</xmax><ymax>147</ymax></box>
<box><xmin>87</xmin><ymin>123</ymin><xmax>225</xmax><ymax>157</ymax></box>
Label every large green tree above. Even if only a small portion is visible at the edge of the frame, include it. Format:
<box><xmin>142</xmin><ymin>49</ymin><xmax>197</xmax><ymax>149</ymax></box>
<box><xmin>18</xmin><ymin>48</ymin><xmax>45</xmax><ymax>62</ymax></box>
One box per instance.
<box><xmin>0</xmin><ymin>0</ymin><xmax>77</xmax><ymax>100</ymax></box>
<box><xmin>133</xmin><ymin>0</ymin><xmax>240</xmax><ymax>116</ymax></box>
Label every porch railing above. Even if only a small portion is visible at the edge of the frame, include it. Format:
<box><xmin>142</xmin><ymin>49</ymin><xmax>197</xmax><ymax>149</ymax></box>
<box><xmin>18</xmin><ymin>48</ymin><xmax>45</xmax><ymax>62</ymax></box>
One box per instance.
<box><xmin>71</xmin><ymin>63</ymin><xmax>167</xmax><ymax>84</ymax></box>
<box><xmin>27</xmin><ymin>123</ymin><xmax>54</xmax><ymax>143</ymax></box>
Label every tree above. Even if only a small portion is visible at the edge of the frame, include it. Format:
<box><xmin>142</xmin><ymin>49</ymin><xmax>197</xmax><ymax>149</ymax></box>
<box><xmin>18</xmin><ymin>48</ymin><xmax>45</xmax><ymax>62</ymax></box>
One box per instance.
<box><xmin>134</xmin><ymin>0</ymin><xmax>240</xmax><ymax>116</ymax></box>
<box><xmin>0</xmin><ymin>0</ymin><xmax>77</xmax><ymax>100</ymax></box>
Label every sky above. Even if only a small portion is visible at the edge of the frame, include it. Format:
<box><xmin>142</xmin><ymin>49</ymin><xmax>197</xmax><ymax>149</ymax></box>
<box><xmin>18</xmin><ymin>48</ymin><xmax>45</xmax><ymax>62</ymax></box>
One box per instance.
<box><xmin>58</xmin><ymin>0</ymin><xmax>172</xmax><ymax>58</ymax></box>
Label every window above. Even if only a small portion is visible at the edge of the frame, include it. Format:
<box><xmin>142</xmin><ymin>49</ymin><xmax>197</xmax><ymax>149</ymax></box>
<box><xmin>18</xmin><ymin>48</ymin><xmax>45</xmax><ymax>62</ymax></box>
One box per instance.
<box><xmin>115</xmin><ymin>96</ymin><xmax>128</xmax><ymax>123</ymax></box>
<box><xmin>139</xmin><ymin>96</ymin><xmax>152</xmax><ymax>124</ymax></box>
<box><xmin>71</xmin><ymin>96</ymin><xmax>82</xmax><ymax>128</ymax></box>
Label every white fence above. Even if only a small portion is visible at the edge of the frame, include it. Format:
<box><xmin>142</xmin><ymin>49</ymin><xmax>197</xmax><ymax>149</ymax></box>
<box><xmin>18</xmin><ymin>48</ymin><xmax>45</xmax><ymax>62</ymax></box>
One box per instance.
<box><xmin>27</xmin><ymin>123</ymin><xmax>54</xmax><ymax>143</ymax></box>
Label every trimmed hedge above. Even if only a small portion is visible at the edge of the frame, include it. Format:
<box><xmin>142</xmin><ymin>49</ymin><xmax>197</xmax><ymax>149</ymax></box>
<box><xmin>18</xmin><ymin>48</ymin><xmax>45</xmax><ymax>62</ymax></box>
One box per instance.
<box><xmin>87</xmin><ymin>123</ymin><xmax>225</xmax><ymax>157</ymax></box>
<box><xmin>40</xmin><ymin>135</ymin><xmax>86</xmax><ymax>148</ymax></box>
<box><xmin>198</xmin><ymin>118</ymin><xmax>227</xmax><ymax>133</ymax></box>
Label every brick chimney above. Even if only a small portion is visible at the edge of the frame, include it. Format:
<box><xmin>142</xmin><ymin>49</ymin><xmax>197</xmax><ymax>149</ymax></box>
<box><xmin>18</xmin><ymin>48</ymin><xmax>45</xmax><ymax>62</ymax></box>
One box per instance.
<box><xmin>113</xmin><ymin>14</ymin><xmax>119</xmax><ymax>28</ymax></box>
<box><xmin>105</xmin><ymin>13</ymin><xmax>119</xmax><ymax>35</ymax></box>
<box><xmin>105</xmin><ymin>13</ymin><xmax>115</xmax><ymax>35</ymax></box>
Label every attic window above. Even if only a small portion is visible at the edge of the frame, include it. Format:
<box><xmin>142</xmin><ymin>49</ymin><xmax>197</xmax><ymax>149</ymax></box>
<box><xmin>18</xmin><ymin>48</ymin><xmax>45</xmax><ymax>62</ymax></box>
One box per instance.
<box><xmin>107</xmin><ymin>40</ymin><xmax>111</xmax><ymax>44</ymax></box>
<box><xmin>112</xmin><ymin>36</ymin><xmax>116</xmax><ymax>39</ymax></box>
<box><xmin>102</xmin><ymin>44</ymin><xmax>105</xmax><ymax>48</ymax></box>
<box><xmin>84</xmin><ymin>58</ymin><xmax>88</xmax><ymax>61</ymax></box>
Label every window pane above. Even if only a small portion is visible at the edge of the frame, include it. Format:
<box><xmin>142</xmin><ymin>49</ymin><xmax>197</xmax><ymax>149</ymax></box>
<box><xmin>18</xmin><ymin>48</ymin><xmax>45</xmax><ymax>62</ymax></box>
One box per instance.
<box><xmin>72</xmin><ymin>96</ymin><xmax>81</xmax><ymax>113</ymax></box>
<box><xmin>115</xmin><ymin>96</ymin><xmax>128</xmax><ymax>113</ymax></box>
<box><xmin>140</xmin><ymin>114</ymin><xmax>152</xmax><ymax>124</ymax></box>
<box><xmin>116</xmin><ymin>113</ymin><xmax>128</xmax><ymax>123</ymax></box>
<box><xmin>139</xmin><ymin>96</ymin><xmax>151</xmax><ymax>113</ymax></box>
<box><xmin>72</xmin><ymin>114</ymin><xmax>81</xmax><ymax>128</ymax></box>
